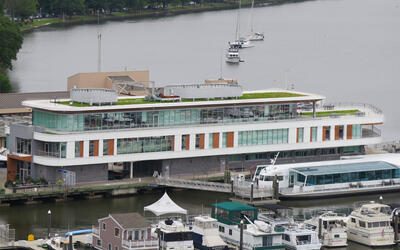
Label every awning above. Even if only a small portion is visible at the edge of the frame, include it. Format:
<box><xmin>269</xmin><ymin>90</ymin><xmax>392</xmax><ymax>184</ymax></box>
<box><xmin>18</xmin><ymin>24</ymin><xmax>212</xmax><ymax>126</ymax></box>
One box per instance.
<box><xmin>144</xmin><ymin>192</ymin><xmax>187</xmax><ymax>216</ymax></box>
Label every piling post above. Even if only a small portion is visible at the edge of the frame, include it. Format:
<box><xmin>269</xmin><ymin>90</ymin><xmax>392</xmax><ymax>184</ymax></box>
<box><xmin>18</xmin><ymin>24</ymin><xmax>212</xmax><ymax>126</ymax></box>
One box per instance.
<box><xmin>239</xmin><ymin>219</ymin><xmax>244</xmax><ymax>250</ymax></box>
<box><xmin>231</xmin><ymin>180</ymin><xmax>234</xmax><ymax>194</ymax></box>
<box><xmin>69</xmin><ymin>234</ymin><xmax>73</xmax><ymax>250</ymax></box>
<box><xmin>250</xmin><ymin>183</ymin><xmax>254</xmax><ymax>203</ymax></box>
<box><xmin>394</xmin><ymin>209</ymin><xmax>399</xmax><ymax>243</ymax></box>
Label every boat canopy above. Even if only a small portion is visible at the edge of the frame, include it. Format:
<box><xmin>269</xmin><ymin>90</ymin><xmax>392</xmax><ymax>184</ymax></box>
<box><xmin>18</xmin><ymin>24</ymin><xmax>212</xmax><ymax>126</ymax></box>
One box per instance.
<box><xmin>290</xmin><ymin>161</ymin><xmax>400</xmax><ymax>186</ymax></box>
<box><xmin>144</xmin><ymin>192</ymin><xmax>187</xmax><ymax>216</ymax></box>
<box><xmin>211</xmin><ymin>202</ymin><xmax>258</xmax><ymax>225</ymax></box>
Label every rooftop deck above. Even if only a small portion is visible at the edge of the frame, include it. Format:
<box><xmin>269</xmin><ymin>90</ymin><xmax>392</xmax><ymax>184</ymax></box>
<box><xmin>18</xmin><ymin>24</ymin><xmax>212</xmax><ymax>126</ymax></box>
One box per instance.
<box><xmin>22</xmin><ymin>89</ymin><xmax>324</xmax><ymax>112</ymax></box>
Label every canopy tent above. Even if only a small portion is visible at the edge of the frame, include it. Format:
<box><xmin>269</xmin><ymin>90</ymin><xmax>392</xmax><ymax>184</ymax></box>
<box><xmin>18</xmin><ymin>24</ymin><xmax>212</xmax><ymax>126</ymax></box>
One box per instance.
<box><xmin>144</xmin><ymin>192</ymin><xmax>187</xmax><ymax>216</ymax></box>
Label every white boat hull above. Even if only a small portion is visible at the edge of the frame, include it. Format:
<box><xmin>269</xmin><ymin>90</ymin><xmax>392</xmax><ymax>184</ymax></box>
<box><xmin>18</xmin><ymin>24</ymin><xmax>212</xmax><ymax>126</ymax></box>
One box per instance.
<box><xmin>347</xmin><ymin>228</ymin><xmax>394</xmax><ymax>247</ymax></box>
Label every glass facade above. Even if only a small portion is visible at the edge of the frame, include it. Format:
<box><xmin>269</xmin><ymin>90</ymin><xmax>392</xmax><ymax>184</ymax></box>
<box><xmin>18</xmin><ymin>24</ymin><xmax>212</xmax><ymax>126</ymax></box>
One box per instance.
<box><xmin>32</xmin><ymin>103</ymin><xmax>297</xmax><ymax>132</ymax></box>
<box><xmin>209</xmin><ymin>133</ymin><xmax>213</xmax><ymax>148</ymax></box>
<box><xmin>39</xmin><ymin>141</ymin><xmax>66</xmax><ymax>158</ymax></box>
<box><xmin>352</xmin><ymin>124</ymin><xmax>362</xmax><ymax>139</ymax></box>
<box><xmin>117</xmin><ymin>136</ymin><xmax>173</xmax><ymax>154</ymax></box>
<box><xmin>103</xmin><ymin>139</ymin><xmax>109</xmax><ymax>155</ymax></box>
<box><xmin>297</xmin><ymin>128</ymin><xmax>304</xmax><ymax>143</ymax></box>
<box><xmin>182</xmin><ymin>135</ymin><xmax>189</xmax><ymax>150</ymax></box>
<box><xmin>238</xmin><ymin>129</ymin><xmax>288</xmax><ymax>147</ymax></box>
<box><xmin>294</xmin><ymin>169</ymin><xmax>400</xmax><ymax>186</ymax></box>
<box><xmin>222</xmin><ymin>132</ymin><xmax>227</xmax><ymax>148</ymax></box>
<box><xmin>311</xmin><ymin>127</ymin><xmax>317</xmax><ymax>142</ymax></box>
<box><xmin>75</xmin><ymin>141</ymin><xmax>81</xmax><ymax>157</ymax></box>
<box><xmin>16</xmin><ymin>138</ymin><xmax>31</xmax><ymax>154</ymax></box>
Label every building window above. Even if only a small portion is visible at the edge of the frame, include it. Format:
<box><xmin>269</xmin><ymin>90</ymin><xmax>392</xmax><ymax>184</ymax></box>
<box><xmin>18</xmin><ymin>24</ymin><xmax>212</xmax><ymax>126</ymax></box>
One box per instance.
<box><xmin>229</xmin><ymin>229</ymin><xmax>232</xmax><ymax>235</ymax></box>
<box><xmin>103</xmin><ymin>139</ymin><xmax>109</xmax><ymax>155</ymax></box>
<box><xmin>323</xmin><ymin>126</ymin><xmax>331</xmax><ymax>141</ymax></box>
<box><xmin>310</xmin><ymin>127</ymin><xmax>317</xmax><ymax>142</ymax></box>
<box><xmin>89</xmin><ymin>140</ymin><xmax>97</xmax><ymax>156</ymax></box>
<box><xmin>108</xmin><ymin>244</ymin><xmax>112</xmax><ymax>250</ymax></box>
<box><xmin>75</xmin><ymin>141</ymin><xmax>82</xmax><ymax>157</ymax></box>
<box><xmin>335</xmin><ymin>125</ymin><xmax>344</xmax><ymax>140</ymax></box>
<box><xmin>97</xmin><ymin>240</ymin><xmax>102</xmax><ymax>246</ymax></box>
<box><xmin>238</xmin><ymin>129</ymin><xmax>288</xmax><ymax>147</ymax></box>
<box><xmin>352</xmin><ymin>124</ymin><xmax>362</xmax><ymax>139</ymax></box>
<box><xmin>16</xmin><ymin>138</ymin><xmax>31</xmax><ymax>154</ymax></box>
<box><xmin>181</xmin><ymin>134</ymin><xmax>189</xmax><ymax>150</ymax></box>
<box><xmin>134</xmin><ymin>230</ymin><xmax>139</xmax><ymax>240</ymax></box>
<box><xmin>117</xmin><ymin>136</ymin><xmax>174</xmax><ymax>154</ymax></box>
<box><xmin>209</xmin><ymin>133</ymin><xmax>213</xmax><ymax>148</ymax></box>
<box><xmin>115</xmin><ymin>247</ymin><xmax>118</xmax><ymax>250</ymax></box>
<box><xmin>218</xmin><ymin>226</ymin><xmax>225</xmax><ymax>233</ymax></box>
<box><xmin>102</xmin><ymin>223</ymin><xmax>106</xmax><ymax>230</ymax></box>
<box><xmin>297</xmin><ymin>128</ymin><xmax>304</xmax><ymax>143</ymax></box>
<box><xmin>141</xmin><ymin>230</ymin><xmax>145</xmax><ymax>239</ymax></box>
<box><xmin>115</xmin><ymin>228</ymin><xmax>120</xmax><ymax>237</ymax></box>
<box><xmin>222</xmin><ymin>132</ymin><xmax>227</xmax><ymax>148</ymax></box>
<box><xmin>195</xmin><ymin>134</ymin><xmax>204</xmax><ymax>150</ymax></box>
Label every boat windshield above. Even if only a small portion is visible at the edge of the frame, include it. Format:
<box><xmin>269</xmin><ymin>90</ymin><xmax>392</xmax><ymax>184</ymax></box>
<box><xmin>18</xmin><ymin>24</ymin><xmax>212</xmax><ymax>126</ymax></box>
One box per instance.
<box><xmin>296</xmin><ymin>235</ymin><xmax>311</xmax><ymax>245</ymax></box>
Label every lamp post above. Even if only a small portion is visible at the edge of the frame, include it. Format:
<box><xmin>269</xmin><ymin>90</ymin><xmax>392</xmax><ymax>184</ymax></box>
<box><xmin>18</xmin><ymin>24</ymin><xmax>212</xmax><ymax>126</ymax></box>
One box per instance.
<box><xmin>47</xmin><ymin>209</ymin><xmax>52</xmax><ymax>239</ymax></box>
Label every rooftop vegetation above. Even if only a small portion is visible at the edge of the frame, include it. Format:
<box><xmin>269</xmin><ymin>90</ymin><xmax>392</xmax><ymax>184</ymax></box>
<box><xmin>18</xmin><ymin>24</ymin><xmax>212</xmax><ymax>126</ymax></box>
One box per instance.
<box><xmin>300</xmin><ymin>109</ymin><xmax>360</xmax><ymax>117</ymax></box>
<box><xmin>59</xmin><ymin>92</ymin><xmax>305</xmax><ymax>107</ymax></box>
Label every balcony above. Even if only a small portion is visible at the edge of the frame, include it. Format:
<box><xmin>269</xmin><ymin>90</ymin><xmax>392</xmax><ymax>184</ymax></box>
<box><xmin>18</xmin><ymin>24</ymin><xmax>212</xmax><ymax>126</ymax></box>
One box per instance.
<box><xmin>122</xmin><ymin>239</ymin><xmax>158</xmax><ymax>250</ymax></box>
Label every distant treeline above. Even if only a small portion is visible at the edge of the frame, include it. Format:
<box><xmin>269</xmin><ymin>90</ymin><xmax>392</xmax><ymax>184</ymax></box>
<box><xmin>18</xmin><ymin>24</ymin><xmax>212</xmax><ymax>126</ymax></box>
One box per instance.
<box><xmin>3</xmin><ymin>0</ymin><xmax>236</xmax><ymax>19</ymax></box>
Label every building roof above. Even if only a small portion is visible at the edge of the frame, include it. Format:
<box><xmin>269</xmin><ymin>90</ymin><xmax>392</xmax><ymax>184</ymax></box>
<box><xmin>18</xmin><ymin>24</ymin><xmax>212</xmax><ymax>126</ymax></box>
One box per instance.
<box><xmin>0</xmin><ymin>91</ymin><xmax>69</xmax><ymax>114</ymax></box>
<box><xmin>110</xmin><ymin>213</ymin><xmax>150</xmax><ymax>229</ymax></box>
<box><xmin>22</xmin><ymin>89</ymin><xmax>325</xmax><ymax>112</ymax></box>
<box><xmin>212</xmin><ymin>202</ymin><xmax>257</xmax><ymax>212</ymax></box>
<box><xmin>291</xmin><ymin>161</ymin><xmax>399</xmax><ymax>176</ymax></box>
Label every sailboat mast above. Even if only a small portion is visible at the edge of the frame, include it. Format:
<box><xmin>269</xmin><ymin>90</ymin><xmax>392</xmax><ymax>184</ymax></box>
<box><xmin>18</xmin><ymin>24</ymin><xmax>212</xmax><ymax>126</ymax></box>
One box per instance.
<box><xmin>250</xmin><ymin>0</ymin><xmax>255</xmax><ymax>34</ymax></box>
<box><xmin>235</xmin><ymin>0</ymin><xmax>241</xmax><ymax>40</ymax></box>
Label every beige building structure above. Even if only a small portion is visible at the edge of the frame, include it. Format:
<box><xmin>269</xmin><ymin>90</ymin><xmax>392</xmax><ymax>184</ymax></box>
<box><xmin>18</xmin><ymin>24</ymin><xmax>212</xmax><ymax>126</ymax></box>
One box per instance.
<box><xmin>67</xmin><ymin>70</ymin><xmax>151</xmax><ymax>96</ymax></box>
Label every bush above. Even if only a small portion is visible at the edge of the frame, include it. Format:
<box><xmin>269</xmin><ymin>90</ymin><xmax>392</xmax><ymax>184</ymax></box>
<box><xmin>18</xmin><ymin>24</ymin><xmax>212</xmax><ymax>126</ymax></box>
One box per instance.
<box><xmin>0</xmin><ymin>74</ymin><xmax>12</xmax><ymax>93</ymax></box>
<box><xmin>0</xmin><ymin>189</ymin><xmax>5</xmax><ymax>194</ymax></box>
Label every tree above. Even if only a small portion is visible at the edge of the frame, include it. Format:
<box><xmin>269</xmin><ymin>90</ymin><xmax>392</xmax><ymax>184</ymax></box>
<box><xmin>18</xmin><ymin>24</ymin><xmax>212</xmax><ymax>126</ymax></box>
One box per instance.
<box><xmin>0</xmin><ymin>74</ymin><xmax>11</xmax><ymax>93</ymax></box>
<box><xmin>54</xmin><ymin>0</ymin><xmax>85</xmax><ymax>16</ymax></box>
<box><xmin>0</xmin><ymin>15</ymin><xmax>23</xmax><ymax>71</ymax></box>
<box><xmin>14</xmin><ymin>0</ymin><xmax>38</xmax><ymax>19</ymax></box>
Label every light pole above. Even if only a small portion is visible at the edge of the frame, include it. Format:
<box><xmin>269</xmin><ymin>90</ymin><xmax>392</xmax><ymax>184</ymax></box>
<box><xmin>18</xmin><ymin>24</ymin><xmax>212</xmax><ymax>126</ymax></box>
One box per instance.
<box><xmin>47</xmin><ymin>209</ymin><xmax>52</xmax><ymax>239</ymax></box>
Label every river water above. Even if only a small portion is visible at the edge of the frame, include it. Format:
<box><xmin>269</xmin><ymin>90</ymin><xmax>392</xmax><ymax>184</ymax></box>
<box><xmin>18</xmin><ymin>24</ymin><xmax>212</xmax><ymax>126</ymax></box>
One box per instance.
<box><xmin>4</xmin><ymin>0</ymin><xmax>400</xmax><ymax>247</ymax></box>
<box><xmin>9</xmin><ymin>0</ymin><xmax>400</xmax><ymax>140</ymax></box>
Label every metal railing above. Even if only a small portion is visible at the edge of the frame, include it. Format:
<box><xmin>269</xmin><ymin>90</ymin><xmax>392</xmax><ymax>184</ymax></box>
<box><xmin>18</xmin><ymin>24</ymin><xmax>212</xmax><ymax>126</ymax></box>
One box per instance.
<box><xmin>157</xmin><ymin>177</ymin><xmax>231</xmax><ymax>193</ymax></box>
<box><xmin>323</xmin><ymin>102</ymin><xmax>383</xmax><ymax>115</ymax></box>
<box><xmin>122</xmin><ymin>239</ymin><xmax>158</xmax><ymax>249</ymax></box>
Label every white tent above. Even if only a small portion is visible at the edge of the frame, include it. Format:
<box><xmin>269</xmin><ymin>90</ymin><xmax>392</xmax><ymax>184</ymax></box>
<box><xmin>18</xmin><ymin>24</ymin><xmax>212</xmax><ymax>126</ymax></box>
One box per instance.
<box><xmin>144</xmin><ymin>192</ymin><xmax>187</xmax><ymax>216</ymax></box>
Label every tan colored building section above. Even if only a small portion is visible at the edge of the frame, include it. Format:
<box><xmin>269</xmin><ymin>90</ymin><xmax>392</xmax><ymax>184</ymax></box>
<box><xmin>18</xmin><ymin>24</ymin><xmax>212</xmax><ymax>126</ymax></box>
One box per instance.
<box><xmin>67</xmin><ymin>71</ymin><xmax>150</xmax><ymax>92</ymax></box>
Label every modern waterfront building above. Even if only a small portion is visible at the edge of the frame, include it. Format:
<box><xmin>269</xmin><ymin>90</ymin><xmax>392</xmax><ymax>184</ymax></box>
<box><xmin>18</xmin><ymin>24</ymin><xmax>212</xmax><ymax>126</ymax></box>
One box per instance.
<box><xmin>6</xmin><ymin>83</ymin><xmax>383</xmax><ymax>184</ymax></box>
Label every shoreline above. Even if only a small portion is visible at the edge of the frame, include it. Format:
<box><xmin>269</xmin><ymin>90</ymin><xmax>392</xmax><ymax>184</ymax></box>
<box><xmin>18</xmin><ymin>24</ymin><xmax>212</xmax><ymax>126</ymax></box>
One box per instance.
<box><xmin>20</xmin><ymin>0</ymin><xmax>310</xmax><ymax>33</ymax></box>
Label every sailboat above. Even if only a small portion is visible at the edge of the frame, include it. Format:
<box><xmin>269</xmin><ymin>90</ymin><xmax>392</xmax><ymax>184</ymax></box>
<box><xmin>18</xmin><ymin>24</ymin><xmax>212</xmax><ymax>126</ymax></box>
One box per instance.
<box><xmin>247</xmin><ymin>0</ymin><xmax>264</xmax><ymax>41</ymax></box>
<box><xmin>228</xmin><ymin>0</ymin><xmax>254</xmax><ymax>49</ymax></box>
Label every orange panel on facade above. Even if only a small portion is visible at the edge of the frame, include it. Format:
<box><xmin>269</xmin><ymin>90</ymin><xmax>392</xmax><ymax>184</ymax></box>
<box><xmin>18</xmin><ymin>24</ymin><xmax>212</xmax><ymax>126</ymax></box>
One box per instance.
<box><xmin>226</xmin><ymin>132</ymin><xmax>234</xmax><ymax>148</ymax></box>
<box><xmin>108</xmin><ymin>139</ymin><xmax>114</xmax><ymax>155</ymax></box>
<box><xmin>347</xmin><ymin>125</ymin><xmax>352</xmax><ymax>139</ymax></box>
<box><xmin>310</xmin><ymin>127</ymin><xmax>313</xmax><ymax>142</ymax></box>
<box><xmin>296</xmin><ymin>128</ymin><xmax>299</xmax><ymax>143</ymax></box>
<box><xmin>213</xmin><ymin>133</ymin><xmax>219</xmax><ymax>148</ymax></box>
<box><xmin>199</xmin><ymin>134</ymin><xmax>205</xmax><ymax>149</ymax></box>
<box><xmin>80</xmin><ymin>141</ymin><xmax>84</xmax><ymax>157</ymax></box>
<box><xmin>335</xmin><ymin>126</ymin><xmax>340</xmax><ymax>140</ymax></box>
<box><xmin>322</xmin><ymin>127</ymin><xmax>327</xmax><ymax>141</ymax></box>
<box><xmin>186</xmin><ymin>135</ymin><xmax>190</xmax><ymax>150</ymax></box>
<box><xmin>94</xmin><ymin>140</ymin><xmax>99</xmax><ymax>156</ymax></box>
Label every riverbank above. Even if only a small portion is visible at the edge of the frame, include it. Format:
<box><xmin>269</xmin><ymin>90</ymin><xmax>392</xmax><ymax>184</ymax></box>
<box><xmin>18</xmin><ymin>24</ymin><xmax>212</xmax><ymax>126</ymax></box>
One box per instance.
<box><xmin>20</xmin><ymin>0</ymin><xmax>308</xmax><ymax>33</ymax></box>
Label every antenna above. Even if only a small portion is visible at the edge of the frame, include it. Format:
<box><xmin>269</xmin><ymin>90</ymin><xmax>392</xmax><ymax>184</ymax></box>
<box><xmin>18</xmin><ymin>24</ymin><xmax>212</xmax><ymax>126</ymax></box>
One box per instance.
<box><xmin>97</xmin><ymin>10</ymin><xmax>102</xmax><ymax>72</ymax></box>
<box><xmin>219</xmin><ymin>48</ymin><xmax>223</xmax><ymax>80</ymax></box>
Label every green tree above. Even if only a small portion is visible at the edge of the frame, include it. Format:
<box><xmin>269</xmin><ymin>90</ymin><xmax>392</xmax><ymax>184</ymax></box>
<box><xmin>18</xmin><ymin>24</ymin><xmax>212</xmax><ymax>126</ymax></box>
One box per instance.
<box><xmin>14</xmin><ymin>0</ymin><xmax>38</xmax><ymax>19</ymax></box>
<box><xmin>0</xmin><ymin>74</ymin><xmax>11</xmax><ymax>93</ymax></box>
<box><xmin>0</xmin><ymin>15</ymin><xmax>23</xmax><ymax>71</ymax></box>
<box><xmin>54</xmin><ymin>0</ymin><xmax>85</xmax><ymax>16</ymax></box>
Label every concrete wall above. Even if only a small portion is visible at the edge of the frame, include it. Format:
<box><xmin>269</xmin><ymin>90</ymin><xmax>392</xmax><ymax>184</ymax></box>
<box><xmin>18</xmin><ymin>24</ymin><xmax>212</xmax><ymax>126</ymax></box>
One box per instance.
<box><xmin>33</xmin><ymin>163</ymin><xmax>108</xmax><ymax>184</ymax></box>
<box><xmin>9</xmin><ymin>123</ymin><xmax>33</xmax><ymax>154</ymax></box>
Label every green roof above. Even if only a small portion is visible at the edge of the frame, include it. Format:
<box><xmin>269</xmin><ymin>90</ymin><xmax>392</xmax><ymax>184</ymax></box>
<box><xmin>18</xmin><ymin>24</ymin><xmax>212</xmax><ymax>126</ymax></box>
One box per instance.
<box><xmin>212</xmin><ymin>202</ymin><xmax>257</xmax><ymax>212</ymax></box>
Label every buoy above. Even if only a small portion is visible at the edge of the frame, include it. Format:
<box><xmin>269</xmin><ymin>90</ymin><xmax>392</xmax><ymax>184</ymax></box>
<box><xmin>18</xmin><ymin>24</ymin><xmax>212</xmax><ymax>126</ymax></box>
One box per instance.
<box><xmin>28</xmin><ymin>234</ymin><xmax>34</xmax><ymax>241</ymax></box>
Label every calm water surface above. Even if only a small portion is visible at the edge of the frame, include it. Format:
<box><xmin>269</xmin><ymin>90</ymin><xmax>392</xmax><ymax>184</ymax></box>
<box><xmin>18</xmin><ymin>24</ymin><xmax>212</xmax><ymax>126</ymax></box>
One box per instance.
<box><xmin>4</xmin><ymin>0</ymin><xmax>400</xmax><ymax>248</ymax></box>
<box><xmin>9</xmin><ymin>0</ymin><xmax>400</xmax><ymax>140</ymax></box>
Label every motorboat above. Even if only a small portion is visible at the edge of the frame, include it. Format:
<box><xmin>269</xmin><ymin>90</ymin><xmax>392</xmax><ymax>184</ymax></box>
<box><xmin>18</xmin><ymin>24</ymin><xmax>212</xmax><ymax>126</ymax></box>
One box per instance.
<box><xmin>248</xmin><ymin>32</ymin><xmax>264</xmax><ymax>41</ymax></box>
<box><xmin>347</xmin><ymin>202</ymin><xmax>394</xmax><ymax>246</ymax></box>
<box><xmin>304</xmin><ymin>211</ymin><xmax>347</xmax><ymax>247</ymax></box>
<box><xmin>192</xmin><ymin>215</ymin><xmax>227</xmax><ymax>250</ymax></box>
<box><xmin>257</xmin><ymin>205</ymin><xmax>321</xmax><ymax>250</ymax></box>
<box><xmin>252</xmin><ymin>153</ymin><xmax>400</xmax><ymax>199</ymax></box>
<box><xmin>225</xmin><ymin>47</ymin><xmax>241</xmax><ymax>63</ymax></box>
<box><xmin>211</xmin><ymin>202</ymin><xmax>285</xmax><ymax>249</ymax></box>
<box><xmin>228</xmin><ymin>38</ymin><xmax>254</xmax><ymax>49</ymax></box>
<box><xmin>156</xmin><ymin>218</ymin><xmax>194</xmax><ymax>250</ymax></box>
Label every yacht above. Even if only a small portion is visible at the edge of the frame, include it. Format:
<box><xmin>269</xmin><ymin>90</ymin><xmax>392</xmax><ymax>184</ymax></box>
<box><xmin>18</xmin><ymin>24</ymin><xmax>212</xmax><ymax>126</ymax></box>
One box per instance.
<box><xmin>192</xmin><ymin>215</ymin><xmax>227</xmax><ymax>250</ymax></box>
<box><xmin>211</xmin><ymin>202</ymin><xmax>285</xmax><ymax>249</ymax></box>
<box><xmin>156</xmin><ymin>218</ymin><xmax>194</xmax><ymax>250</ymax></box>
<box><xmin>229</xmin><ymin>38</ymin><xmax>254</xmax><ymax>49</ymax></box>
<box><xmin>304</xmin><ymin>211</ymin><xmax>348</xmax><ymax>247</ymax></box>
<box><xmin>347</xmin><ymin>202</ymin><xmax>394</xmax><ymax>246</ymax></box>
<box><xmin>252</xmin><ymin>153</ymin><xmax>400</xmax><ymax>199</ymax></box>
<box><xmin>257</xmin><ymin>205</ymin><xmax>321</xmax><ymax>250</ymax></box>
<box><xmin>248</xmin><ymin>32</ymin><xmax>264</xmax><ymax>41</ymax></box>
<box><xmin>225</xmin><ymin>47</ymin><xmax>241</xmax><ymax>64</ymax></box>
